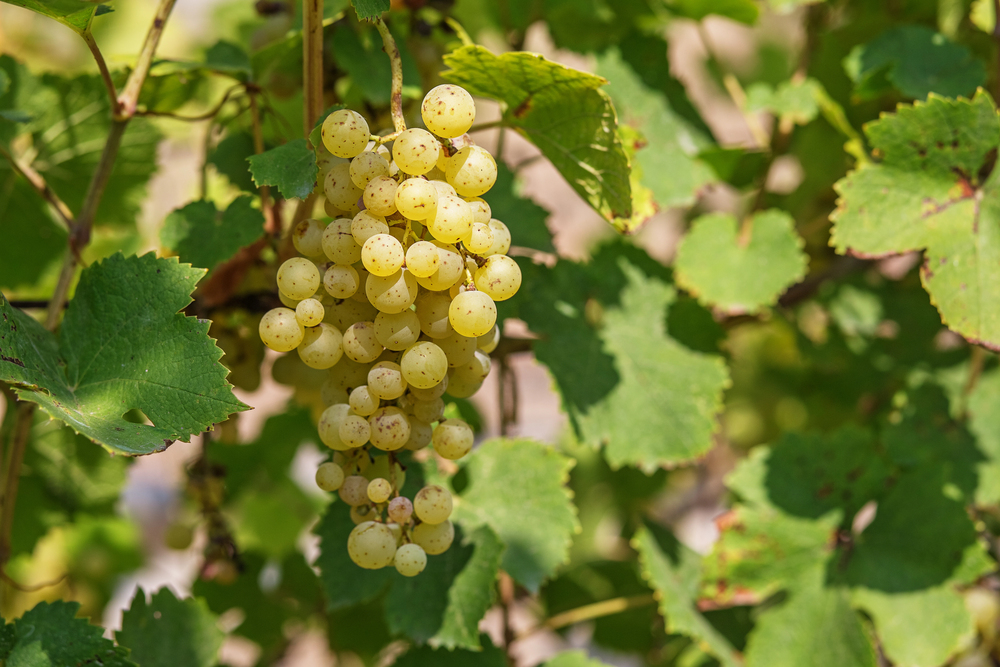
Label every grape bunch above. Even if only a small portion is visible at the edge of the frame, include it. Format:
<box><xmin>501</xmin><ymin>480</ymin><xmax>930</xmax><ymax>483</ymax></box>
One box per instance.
<box><xmin>258</xmin><ymin>84</ymin><xmax>521</xmax><ymax>576</ymax></box>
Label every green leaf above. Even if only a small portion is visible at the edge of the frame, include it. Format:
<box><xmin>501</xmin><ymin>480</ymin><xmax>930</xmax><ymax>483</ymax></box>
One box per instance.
<box><xmin>248</xmin><ymin>138</ymin><xmax>318</xmax><ymax>200</ymax></box>
<box><xmin>232</xmin><ymin>479</ymin><xmax>316</xmax><ymax>559</ymax></box>
<box><xmin>0</xmin><ymin>600</ymin><xmax>136</xmax><ymax>666</ymax></box>
<box><xmin>385</xmin><ymin>525</ymin><xmax>503</xmax><ymax>649</ymax></box>
<box><xmin>510</xmin><ymin>244</ymin><xmax>729</xmax><ymax>470</ymax></box>
<box><xmin>0</xmin><ymin>253</ymin><xmax>249</xmax><ymax>455</ymax></box>
<box><xmin>393</xmin><ymin>636</ymin><xmax>508</xmax><ymax>667</ymax></box>
<box><xmin>674</xmin><ymin>210</ymin><xmax>808</xmax><ymax>314</ymax></box>
<box><xmin>830</xmin><ymin>91</ymin><xmax>1000</xmax><ymax>348</ymax></box>
<box><xmin>117</xmin><ymin>589</ymin><xmax>224</xmax><ymax>667</ymax></box>
<box><xmin>352</xmin><ymin>0</ymin><xmax>389</xmax><ymax>20</ymax></box>
<box><xmin>333</xmin><ymin>23</ymin><xmax>422</xmax><ymax>106</ymax></box>
<box><xmin>666</xmin><ymin>0</ymin><xmax>759</xmax><ymax>24</ymax></box>
<box><xmin>160</xmin><ymin>196</ymin><xmax>264</xmax><ymax>273</ymax></box>
<box><xmin>967</xmin><ymin>368</ymin><xmax>1000</xmax><ymax>504</ymax></box>
<box><xmin>844</xmin><ymin>26</ymin><xmax>986</xmax><ymax>100</ymax></box>
<box><xmin>745</xmin><ymin>78</ymin><xmax>823</xmax><ymax>125</ymax></box>
<box><xmin>455</xmin><ymin>438</ymin><xmax>579</xmax><ymax>592</ymax></box>
<box><xmin>0</xmin><ymin>0</ymin><xmax>103</xmax><ymax>35</ymax></box>
<box><xmin>441</xmin><ymin>46</ymin><xmax>633</xmax><ymax>230</ymax></box>
<box><xmin>633</xmin><ymin>527</ymin><xmax>741</xmax><ymax>667</ymax></box>
<box><xmin>0</xmin><ymin>173</ymin><xmax>67</xmax><ymax>289</ymax></box>
<box><xmin>597</xmin><ymin>48</ymin><xmax>714</xmax><ymax>213</ymax></box>
<box><xmin>544</xmin><ymin>651</ymin><xmax>615</xmax><ymax>667</ymax></box>
<box><xmin>314</xmin><ymin>502</ymin><xmax>392</xmax><ymax>609</ymax></box>
<box><xmin>482</xmin><ymin>163</ymin><xmax>554</xmax><ymax>252</ymax></box>
<box><xmin>208</xmin><ymin>131</ymin><xmax>256</xmax><ymax>192</ymax></box>
<box><xmin>204</xmin><ymin>40</ymin><xmax>253</xmax><ymax>80</ymax></box>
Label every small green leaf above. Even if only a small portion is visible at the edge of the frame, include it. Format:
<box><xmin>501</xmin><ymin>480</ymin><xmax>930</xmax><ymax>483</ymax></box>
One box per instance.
<box><xmin>0</xmin><ymin>600</ymin><xmax>136</xmax><ymax>666</ymax></box>
<box><xmin>666</xmin><ymin>0</ymin><xmax>759</xmax><ymax>24</ymax></box>
<box><xmin>204</xmin><ymin>40</ymin><xmax>252</xmax><ymax>80</ymax></box>
<box><xmin>352</xmin><ymin>0</ymin><xmax>389</xmax><ymax>20</ymax></box>
<box><xmin>455</xmin><ymin>438</ymin><xmax>579</xmax><ymax>592</ymax></box>
<box><xmin>844</xmin><ymin>25</ymin><xmax>986</xmax><ymax>100</ymax></box>
<box><xmin>831</xmin><ymin>90</ymin><xmax>1000</xmax><ymax>348</ymax></box>
<box><xmin>248</xmin><ymin>138</ymin><xmax>318</xmax><ymax>200</ymax></box>
<box><xmin>208</xmin><ymin>132</ymin><xmax>256</xmax><ymax>192</ymax></box>
<box><xmin>482</xmin><ymin>163</ymin><xmax>554</xmax><ymax>252</ymax></box>
<box><xmin>745</xmin><ymin>78</ymin><xmax>823</xmax><ymax>125</ymax></box>
<box><xmin>674</xmin><ymin>210</ymin><xmax>808</xmax><ymax>314</ymax></box>
<box><xmin>0</xmin><ymin>0</ymin><xmax>104</xmax><ymax>35</ymax></box>
<box><xmin>117</xmin><ymin>589</ymin><xmax>224</xmax><ymax>667</ymax></box>
<box><xmin>544</xmin><ymin>651</ymin><xmax>616</xmax><ymax>667</ymax></box>
<box><xmin>160</xmin><ymin>196</ymin><xmax>264</xmax><ymax>273</ymax></box>
<box><xmin>0</xmin><ymin>253</ymin><xmax>249</xmax><ymax>455</ymax></box>
<box><xmin>442</xmin><ymin>46</ymin><xmax>633</xmax><ymax>230</ymax></box>
<box><xmin>633</xmin><ymin>527</ymin><xmax>741</xmax><ymax>667</ymax></box>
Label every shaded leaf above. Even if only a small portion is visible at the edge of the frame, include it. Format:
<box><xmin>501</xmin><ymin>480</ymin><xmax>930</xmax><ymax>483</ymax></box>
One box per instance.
<box><xmin>0</xmin><ymin>0</ymin><xmax>104</xmax><ymax>35</ymax></box>
<box><xmin>666</xmin><ymin>0</ymin><xmax>759</xmax><ymax>24</ymax></box>
<box><xmin>352</xmin><ymin>0</ymin><xmax>389</xmax><ymax>20</ymax></box>
<box><xmin>248</xmin><ymin>138</ymin><xmax>318</xmax><ymax>200</ymax></box>
<box><xmin>544</xmin><ymin>651</ymin><xmax>616</xmax><ymax>667</ymax></box>
<box><xmin>0</xmin><ymin>600</ymin><xmax>135</xmax><ymax>666</ymax></box>
<box><xmin>205</xmin><ymin>40</ymin><xmax>252</xmax><ymax>80</ymax></box>
<box><xmin>208</xmin><ymin>131</ymin><xmax>256</xmax><ymax>192</ymax></box>
<box><xmin>745</xmin><ymin>78</ymin><xmax>823</xmax><ymax>125</ymax></box>
<box><xmin>117</xmin><ymin>588</ymin><xmax>224</xmax><ymax>667</ymax></box>
<box><xmin>160</xmin><ymin>196</ymin><xmax>264</xmax><ymax>273</ymax></box>
<box><xmin>393</xmin><ymin>636</ymin><xmax>507</xmax><ymax>667</ymax></box>
<box><xmin>482</xmin><ymin>163</ymin><xmax>554</xmax><ymax>252</ymax></box>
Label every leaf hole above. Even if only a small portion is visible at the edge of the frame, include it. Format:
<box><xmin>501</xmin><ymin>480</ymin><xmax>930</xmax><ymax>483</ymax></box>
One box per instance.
<box><xmin>122</xmin><ymin>408</ymin><xmax>154</xmax><ymax>427</ymax></box>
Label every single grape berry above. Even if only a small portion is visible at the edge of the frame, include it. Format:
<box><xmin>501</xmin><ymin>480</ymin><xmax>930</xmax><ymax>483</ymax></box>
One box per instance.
<box><xmin>421</xmin><ymin>84</ymin><xmax>476</xmax><ymax>138</ymax></box>
<box><xmin>347</xmin><ymin>521</ymin><xmax>397</xmax><ymax>569</ymax></box>
<box><xmin>322</xmin><ymin>109</ymin><xmax>370</xmax><ymax>158</ymax></box>
<box><xmin>414</xmin><ymin>485</ymin><xmax>453</xmax><ymax>524</ymax></box>
<box><xmin>394</xmin><ymin>543</ymin><xmax>428</xmax><ymax>577</ymax></box>
<box><xmin>316</xmin><ymin>461</ymin><xmax>345</xmax><ymax>491</ymax></box>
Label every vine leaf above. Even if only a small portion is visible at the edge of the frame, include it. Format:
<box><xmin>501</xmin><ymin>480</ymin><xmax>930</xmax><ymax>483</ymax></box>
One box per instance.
<box><xmin>0</xmin><ymin>0</ymin><xmax>108</xmax><ymax>35</ymax></box>
<box><xmin>0</xmin><ymin>253</ymin><xmax>250</xmax><ymax>456</ymax></box>
<box><xmin>544</xmin><ymin>651</ymin><xmax>616</xmax><ymax>667</ymax></box>
<box><xmin>454</xmin><ymin>438</ymin><xmax>579</xmax><ymax>592</ymax></box>
<box><xmin>509</xmin><ymin>243</ymin><xmax>729</xmax><ymax>470</ymax></box>
<box><xmin>633</xmin><ymin>527</ymin><xmax>741</xmax><ymax>667</ymax></box>
<box><xmin>117</xmin><ymin>588</ymin><xmax>224</xmax><ymax>667</ymax></box>
<box><xmin>393</xmin><ymin>636</ymin><xmax>507</xmax><ymax>667</ymax></box>
<box><xmin>248</xmin><ymin>138</ymin><xmax>318</xmax><ymax>200</ymax></box>
<box><xmin>666</xmin><ymin>0</ymin><xmax>759</xmax><ymax>24</ymax></box>
<box><xmin>160</xmin><ymin>196</ymin><xmax>264</xmax><ymax>273</ymax></box>
<box><xmin>0</xmin><ymin>600</ymin><xmax>135</xmax><ymax>666</ymax></box>
<box><xmin>352</xmin><ymin>0</ymin><xmax>389</xmax><ymax>21</ymax></box>
<box><xmin>830</xmin><ymin>90</ymin><xmax>1000</xmax><ymax>349</ymax></box>
<box><xmin>745</xmin><ymin>78</ymin><xmax>823</xmax><ymax>126</ymax></box>
<box><xmin>674</xmin><ymin>210</ymin><xmax>808</xmax><ymax>314</ymax></box>
<box><xmin>441</xmin><ymin>46</ymin><xmax>634</xmax><ymax>231</ymax></box>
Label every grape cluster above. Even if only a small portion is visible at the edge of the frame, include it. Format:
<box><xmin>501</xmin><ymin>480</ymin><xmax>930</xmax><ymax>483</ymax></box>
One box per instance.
<box><xmin>259</xmin><ymin>85</ymin><xmax>521</xmax><ymax>576</ymax></box>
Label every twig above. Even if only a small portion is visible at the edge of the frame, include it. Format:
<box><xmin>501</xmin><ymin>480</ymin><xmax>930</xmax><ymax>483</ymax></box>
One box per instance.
<box><xmin>444</xmin><ymin>17</ymin><xmax>474</xmax><ymax>47</ymax></box>
<box><xmin>468</xmin><ymin>120</ymin><xmax>506</xmax><ymax>133</ymax></box>
<box><xmin>542</xmin><ymin>594</ymin><xmax>656</xmax><ymax>632</ymax></box>
<box><xmin>0</xmin><ymin>145</ymin><xmax>74</xmax><ymax>231</ymax></box>
<box><xmin>115</xmin><ymin>0</ymin><xmax>178</xmax><ymax>121</ymax></box>
<box><xmin>499</xmin><ymin>571</ymin><xmax>516</xmax><ymax>653</ymax></box>
<box><xmin>303</xmin><ymin>0</ymin><xmax>325</xmax><ymax>136</ymax></box>
<box><xmin>249</xmin><ymin>91</ymin><xmax>277</xmax><ymax>235</ymax></box>
<box><xmin>136</xmin><ymin>84</ymin><xmax>242</xmax><ymax>121</ymax></box>
<box><xmin>374</xmin><ymin>18</ymin><xmax>406</xmax><ymax>134</ymax></box>
<box><xmin>696</xmin><ymin>22</ymin><xmax>768</xmax><ymax>149</ymax></box>
<box><xmin>0</xmin><ymin>570</ymin><xmax>68</xmax><ymax>592</ymax></box>
<box><xmin>81</xmin><ymin>30</ymin><xmax>118</xmax><ymax>109</ymax></box>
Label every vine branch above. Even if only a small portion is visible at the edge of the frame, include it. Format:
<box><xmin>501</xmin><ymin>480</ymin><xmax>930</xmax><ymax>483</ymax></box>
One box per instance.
<box><xmin>374</xmin><ymin>18</ymin><xmax>406</xmax><ymax>133</ymax></box>
<box><xmin>81</xmin><ymin>30</ymin><xmax>118</xmax><ymax>109</ymax></box>
<box><xmin>303</xmin><ymin>0</ymin><xmax>325</xmax><ymax>136</ymax></box>
<box><xmin>0</xmin><ymin>145</ymin><xmax>74</xmax><ymax>231</ymax></box>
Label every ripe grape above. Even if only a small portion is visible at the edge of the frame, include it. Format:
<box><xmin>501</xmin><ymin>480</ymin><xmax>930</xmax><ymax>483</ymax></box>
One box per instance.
<box><xmin>324</xmin><ymin>163</ymin><xmax>363</xmax><ymax>211</ymax></box>
<box><xmin>436</xmin><ymin>330</ymin><xmax>477</xmax><ymax>367</ymax></box>
<box><xmin>432</xmin><ymin>418</ymin><xmax>474</xmax><ymax>460</ymax></box>
<box><xmin>393</xmin><ymin>128</ymin><xmax>440</xmax><ymax>175</ymax></box>
<box><xmin>426</xmin><ymin>195</ymin><xmax>473</xmax><ymax>244</ymax></box>
<box><xmin>259</xmin><ymin>307</ymin><xmax>305</xmax><ymax>352</ymax></box>
<box><xmin>463</xmin><ymin>221</ymin><xmax>494</xmax><ymax>254</ymax></box>
<box><xmin>322</xmin><ymin>109</ymin><xmax>370</xmax><ymax>158</ymax></box>
<box><xmin>408</xmin><ymin>376</ymin><xmax>448</xmax><ymax>401</ymax></box>
<box><xmin>293</xmin><ymin>218</ymin><xmax>326</xmax><ymax>257</ymax></box>
<box><xmin>350</xmin><ymin>503</ymin><xmax>377</xmax><ymax>525</ymax></box>
<box><xmin>449</xmin><ymin>290</ymin><xmax>497</xmax><ymax>337</ymax></box>
<box><xmin>364</xmin><ymin>175</ymin><xmax>399</xmax><ymax>216</ymax></box>
<box><xmin>404</xmin><ymin>241</ymin><xmax>440</xmax><ymax>278</ymax></box>
<box><xmin>347</xmin><ymin>521</ymin><xmax>397</xmax><ymax>569</ymax></box>
<box><xmin>395</xmin><ymin>178</ymin><xmax>438</xmax><ymax>220</ymax></box>
<box><xmin>367</xmin><ymin>478</ymin><xmax>393</xmax><ymax>504</ymax></box>
<box><xmin>362</xmin><ymin>233</ymin><xmax>405</xmax><ymax>276</ymax></box>
<box><xmin>474</xmin><ymin>254</ymin><xmax>522</xmax><ymax>301</ymax></box>
<box><xmin>277</xmin><ymin>257</ymin><xmax>321</xmax><ymax>301</ymax></box>
<box><xmin>351</xmin><ymin>210</ymin><xmax>389</xmax><ymax>245</ymax></box>
<box><xmin>484</xmin><ymin>219</ymin><xmax>511</xmax><ymax>256</ymax></box>
<box><xmin>394</xmin><ymin>543</ymin><xmax>427</xmax><ymax>577</ymax></box>
<box><xmin>318</xmin><ymin>403</ymin><xmax>352</xmax><ymax>450</ymax></box>
<box><xmin>298</xmin><ymin>323</ymin><xmax>344</xmax><ymax>369</ymax></box>
<box><xmin>343</xmin><ymin>321</ymin><xmax>384</xmax><ymax>363</ymax></box>
<box><xmin>324</xmin><ymin>264</ymin><xmax>360</xmax><ymax>299</ymax></box>
<box><xmin>349</xmin><ymin>385</ymin><xmax>380</xmax><ymax>417</ymax></box>
<box><xmin>421</xmin><ymin>84</ymin><xmax>476</xmax><ymax>138</ymax></box>
<box><xmin>412</xmin><ymin>520</ymin><xmax>454</xmax><ymax>555</ymax></box>
<box><xmin>322</xmin><ymin>218</ymin><xmax>363</xmax><ymax>265</ymax></box>
<box><xmin>412</xmin><ymin>397</ymin><xmax>445</xmax><ymax>423</ymax></box>
<box><xmin>477</xmin><ymin>324</ymin><xmax>500</xmax><ymax>354</ymax></box>
<box><xmin>446</xmin><ymin>146</ymin><xmax>497</xmax><ymax>197</ymax></box>
<box><xmin>315</xmin><ymin>461</ymin><xmax>345</xmax><ymax>491</ymax></box>
<box><xmin>387</xmin><ymin>496</ymin><xmax>413</xmax><ymax>524</ymax></box>
<box><xmin>350</xmin><ymin>150</ymin><xmax>390</xmax><ymax>188</ymax></box>
<box><xmin>368</xmin><ymin>361</ymin><xmax>407</xmax><ymax>400</ymax></box>
<box><xmin>365</xmin><ymin>269</ymin><xmax>419</xmax><ymax>314</ymax></box>
<box><xmin>374</xmin><ymin>310</ymin><xmax>421</xmax><ymax>350</ymax></box>
<box><xmin>339</xmin><ymin>475</ymin><xmax>370</xmax><ymax>506</ymax></box>
<box><xmin>339</xmin><ymin>414</ymin><xmax>371</xmax><ymax>448</ymax></box>
<box><xmin>400</xmin><ymin>341</ymin><xmax>449</xmax><ymax>389</ymax></box>
<box><xmin>405</xmin><ymin>417</ymin><xmax>433</xmax><ymax>450</ymax></box>
<box><xmin>295</xmin><ymin>298</ymin><xmax>325</xmax><ymax>327</ymax></box>
<box><xmin>414</xmin><ymin>485</ymin><xmax>453</xmax><ymax>524</ymax></box>
<box><xmin>466</xmin><ymin>197</ymin><xmax>491</xmax><ymax>224</ymax></box>
<box><xmin>368</xmin><ymin>406</ymin><xmax>411</xmax><ymax>451</ymax></box>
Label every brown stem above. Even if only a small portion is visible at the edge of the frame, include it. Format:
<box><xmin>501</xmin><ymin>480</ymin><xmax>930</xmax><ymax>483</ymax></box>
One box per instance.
<box><xmin>374</xmin><ymin>18</ymin><xmax>406</xmax><ymax>134</ymax></box>
<box><xmin>81</xmin><ymin>30</ymin><xmax>118</xmax><ymax>108</ymax></box>
<box><xmin>136</xmin><ymin>84</ymin><xmax>242</xmax><ymax>121</ymax></box>
<box><xmin>303</xmin><ymin>0</ymin><xmax>325</xmax><ymax>137</ymax></box>
<box><xmin>498</xmin><ymin>353</ymin><xmax>518</xmax><ymax>436</ymax></box>
<box><xmin>499</xmin><ymin>571</ymin><xmax>516</xmax><ymax>653</ymax></box>
<box><xmin>249</xmin><ymin>91</ymin><xmax>277</xmax><ymax>235</ymax></box>
<box><xmin>0</xmin><ymin>145</ymin><xmax>74</xmax><ymax>231</ymax></box>
<box><xmin>70</xmin><ymin>119</ymin><xmax>126</xmax><ymax>257</ymax></box>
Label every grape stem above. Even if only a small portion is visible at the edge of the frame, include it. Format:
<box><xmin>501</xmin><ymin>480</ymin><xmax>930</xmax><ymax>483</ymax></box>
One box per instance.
<box><xmin>374</xmin><ymin>18</ymin><xmax>407</xmax><ymax>134</ymax></box>
<box><xmin>81</xmin><ymin>29</ymin><xmax>118</xmax><ymax>110</ymax></box>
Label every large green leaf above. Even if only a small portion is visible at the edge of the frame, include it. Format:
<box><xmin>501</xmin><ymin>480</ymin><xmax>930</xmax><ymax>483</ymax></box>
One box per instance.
<box><xmin>160</xmin><ymin>196</ymin><xmax>264</xmax><ymax>273</ymax></box>
<box><xmin>674</xmin><ymin>210</ymin><xmax>808</xmax><ymax>314</ymax></box>
<box><xmin>0</xmin><ymin>0</ymin><xmax>105</xmax><ymax>35</ymax></box>
<box><xmin>482</xmin><ymin>163</ymin><xmax>554</xmax><ymax>253</ymax></box>
<box><xmin>0</xmin><ymin>600</ymin><xmax>135</xmax><ymax>666</ymax></box>
<box><xmin>510</xmin><ymin>244</ymin><xmax>729</xmax><ymax>470</ymax></box>
<box><xmin>455</xmin><ymin>438</ymin><xmax>579</xmax><ymax>592</ymax></box>
<box><xmin>0</xmin><ymin>253</ymin><xmax>249</xmax><ymax>455</ymax></box>
<box><xmin>830</xmin><ymin>91</ymin><xmax>1000</xmax><ymax>348</ymax></box>
<box><xmin>441</xmin><ymin>46</ymin><xmax>633</xmax><ymax>231</ymax></box>
<box><xmin>117</xmin><ymin>589</ymin><xmax>224</xmax><ymax>667</ymax></box>
<box><xmin>248</xmin><ymin>138</ymin><xmax>318</xmax><ymax>200</ymax></box>
<box><xmin>633</xmin><ymin>527</ymin><xmax>741</xmax><ymax>667</ymax></box>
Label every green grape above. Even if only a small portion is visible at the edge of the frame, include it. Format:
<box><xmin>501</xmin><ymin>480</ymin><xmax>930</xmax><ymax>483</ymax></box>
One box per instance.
<box><xmin>325</xmin><ymin>297</ymin><xmax>378</xmax><ymax>331</ymax></box>
<box><xmin>463</xmin><ymin>221</ymin><xmax>494</xmax><ymax>254</ymax></box>
<box><xmin>321</xmin><ymin>377</ymin><xmax>349</xmax><ymax>407</ymax></box>
<box><xmin>293</xmin><ymin>218</ymin><xmax>327</xmax><ymax>257</ymax></box>
<box><xmin>446</xmin><ymin>146</ymin><xmax>497</xmax><ymax>197</ymax></box>
<box><xmin>347</xmin><ymin>521</ymin><xmax>397</xmax><ymax>569</ymax></box>
<box><xmin>367</xmin><ymin>478</ymin><xmax>393</xmax><ymax>504</ymax></box>
<box><xmin>392</xmin><ymin>128</ymin><xmax>441</xmax><ymax>175</ymax></box>
<box><xmin>365</xmin><ymin>269</ymin><xmax>419</xmax><ymax>314</ymax></box>
<box><xmin>349</xmin><ymin>384</ymin><xmax>380</xmax><ymax>417</ymax></box>
<box><xmin>446</xmin><ymin>368</ymin><xmax>483</xmax><ymax>399</ymax></box>
<box><xmin>350</xmin><ymin>150</ymin><xmax>390</xmax><ymax>188</ymax></box>
<box><xmin>414</xmin><ymin>243</ymin><xmax>464</xmax><ymax>292</ymax></box>
<box><xmin>474</xmin><ymin>254</ymin><xmax>522</xmax><ymax>301</ymax></box>
<box><xmin>387</xmin><ymin>496</ymin><xmax>413</xmax><ymax>524</ymax></box>
<box><xmin>394</xmin><ymin>543</ymin><xmax>427</xmax><ymax>577</ymax></box>
<box><xmin>259</xmin><ymin>307</ymin><xmax>305</xmax><ymax>352</ymax></box>
<box><xmin>339</xmin><ymin>414</ymin><xmax>371</xmax><ymax>448</ymax></box>
<box><xmin>405</xmin><ymin>241</ymin><xmax>440</xmax><ymax>278</ymax></box>
<box><xmin>374</xmin><ymin>310</ymin><xmax>421</xmax><ymax>351</ymax></box>
<box><xmin>339</xmin><ymin>474</ymin><xmax>369</xmax><ymax>506</ymax></box>
<box><xmin>408</xmin><ymin>376</ymin><xmax>448</xmax><ymax>401</ymax></box>
<box><xmin>426</xmin><ymin>194</ymin><xmax>473</xmax><ymax>244</ymax></box>
<box><xmin>350</xmin><ymin>503</ymin><xmax>377</xmax><ymax>525</ymax></box>
<box><xmin>351</xmin><ymin>210</ymin><xmax>389</xmax><ymax>246</ymax></box>
<box><xmin>432</xmin><ymin>418</ymin><xmax>474</xmax><ymax>460</ymax></box>
<box><xmin>484</xmin><ymin>219</ymin><xmax>511</xmax><ymax>256</ymax></box>
<box><xmin>324</xmin><ymin>198</ymin><xmax>348</xmax><ymax>218</ymax></box>
<box><xmin>454</xmin><ymin>349</ymin><xmax>492</xmax><ymax>383</ymax></box>
<box><xmin>477</xmin><ymin>324</ymin><xmax>500</xmax><ymax>354</ymax></box>
<box><xmin>298</xmin><ymin>323</ymin><xmax>344</xmax><ymax>369</ymax></box>
<box><xmin>414</xmin><ymin>485</ymin><xmax>453</xmax><ymax>524</ymax></box>
<box><xmin>323</xmin><ymin>263</ymin><xmax>360</xmax><ymax>299</ymax></box>
<box><xmin>363</xmin><ymin>175</ymin><xmax>399</xmax><ymax>216</ymax></box>
<box><xmin>350</xmin><ymin>265</ymin><xmax>374</xmax><ymax>303</ymax></box>
<box><xmin>395</xmin><ymin>178</ymin><xmax>438</xmax><ymax>220</ymax></box>
<box><xmin>404</xmin><ymin>417</ymin><xmax>433</xmax><ymax>450</ymax></box>
<box><xmin>343</xmin><ymin>321</ymin><xmax>384</xmax><ymax>363</ymax></box>
<box><xmin>322</xmin><ymin>109</ymin><xmax>370</xmax><ymax>158</ymax></box>
<box><xmin>415</xmin><ymin>291</ymin><xmax>455</xmax><ymax>339</ymax></box>
<box><xmin>400</xmin><ymin>341</ymin><xmax>449</xmax><ymax>389</ymax></box>
<box><xmin>436</xmin><ymin>330</ymin><xmax>477</xmax><ymax>367</ymax></box>
<box><xmin>327</xmin><ymin>356</ymin><xmax>373</xmax><ymax>394</ymax></box>
<box><xmin>368</xmin><ymin>406</ymin><xmax>411</xmax><ymax>451</ymax></box>
<box><xmin>466</xmin><ymin>197</ymin><xmax>491</xmax><ymax>224</ymax></box>
<box><xmin>277</xmin><ymin>257</ymin><xmax>321</xmax><ymax>301</ymax></box>
<box><xmin>412</xmin><ymin>520</ymin><xmax>454</xmax><ymax>555</ymax></box>
<box><xmin>421</xmin><ymin>84</ymin><xmax>476</xmax><ymax>138</ymax></box>
<box><xmin>278</xmin><ymin>292</ymin><xmax>301</xmax><ymax>309</ymax></box>
<box><xmin>431</xmin><ymin>180</ymin><xmax>457</xmax><ymax>197</ymax></box>
<box><xmin>316</xmin><ymin>461</ymin><xmax>345</xmax><ymax>491</ymax></box>
<box><xmin>364</xmin><ymin>455</ymin><xmax>406</xmax><ymax>490</ymax></box>
<box><xmin>362</xmin><ymin>233</ymin><xmax>405</xmax><ymax>277</ymax></box>
<box><xmin>322</xmin><ymin>218</ymin><xmax>363</xmax><ymax>265</ymax></box>
<box><xmin>411</xmin><ymin>397</ymin><xmax>445</xmax><ymax>423</ymax></box>
<box><xmin>368</xmin><ymin>361</ymin><xmax>407</xmax><ymax>400</ymax></box>
<box><xmin>324</xmin><ymin>162</ymin><xmax>363</xmax><ymax>211</ymax></box>
<box><xmin>296</xmin><ymin>298</ymin><xmax>325</xmax><ymax>327</ymax></box>
<box><xmin>449</xmin><ymin>290</ymin><xmax>497</xmax><ymax>338</ymax></box>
